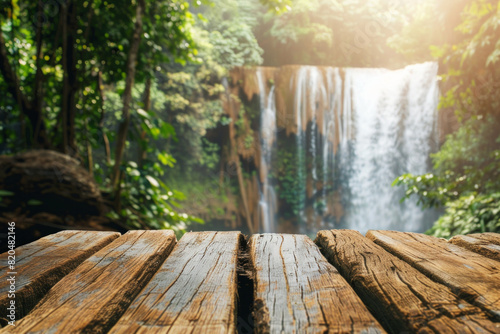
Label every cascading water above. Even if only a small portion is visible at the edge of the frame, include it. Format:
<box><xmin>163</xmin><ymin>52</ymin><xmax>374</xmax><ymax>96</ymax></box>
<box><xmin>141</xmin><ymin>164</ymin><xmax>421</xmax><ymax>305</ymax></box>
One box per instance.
<box><xmin>257</xmin><ymin>69</ymin><xmax>278</xmax><ymax>233</ymax></box>
<box><xmin>339</xmin><ymin>63</ymin><xmax>440</xmax><ymax>233</ymax></box>
<box><xmin>253</xmin><ymin>62</ymin><xmax>439</xmax><ymax>234</ymax></box>
<box><xmin>293</xmin><ymin>66</ymin><xmax>332</xmax><ymax>233</ymax></box>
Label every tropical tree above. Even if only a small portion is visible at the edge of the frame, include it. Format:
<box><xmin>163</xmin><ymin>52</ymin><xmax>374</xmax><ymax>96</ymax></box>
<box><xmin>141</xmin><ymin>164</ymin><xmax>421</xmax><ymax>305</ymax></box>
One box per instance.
<box><xmin>0</xmin><ymin>0</ymin><xmax>201</xmax><ymax>231</ymax></box>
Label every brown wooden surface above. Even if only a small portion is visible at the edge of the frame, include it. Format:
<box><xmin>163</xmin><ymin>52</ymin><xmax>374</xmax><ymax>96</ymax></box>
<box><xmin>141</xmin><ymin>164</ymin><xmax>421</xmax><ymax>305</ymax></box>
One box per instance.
<box><xmin>465</xmin><ymin>232</ymin><xmax>500</xmax><ymax>245</ymax></box>
<box><xmin>316</xmin><ymin>230</ymin><xmax>500</xmax><ymax>334</ymax></box>
<box><xmin>0</xmin><ymin>230</ymin><xmax>119</xmax><ymax>324</ymax></box>
<box><xmin>367</xmin><ymin>230</ymin><xmax>500</xmax><ymax>321</ymax></box>
<box><xmin>109</xmin><ymin>231</ymin><xmax>241</xmax><ymax>334</ymax></box>
<box><xmin>250</xmin><ymin>233</ymin><xmax>385</xmax><ymax>334</ymax></box>
<box><xmin>449</xmin><ymin>233</ymin><xmax>500</xmax><ymax>261</ymax></box>
<box><xmin>2</xmin><ymin>230</ymin><xmax>176</xmax><ymax>334</ymax></box>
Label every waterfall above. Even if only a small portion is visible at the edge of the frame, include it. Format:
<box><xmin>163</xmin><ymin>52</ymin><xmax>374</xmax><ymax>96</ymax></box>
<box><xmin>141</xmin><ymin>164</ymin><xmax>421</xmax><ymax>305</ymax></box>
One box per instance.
<box><xmin>257</xmin><ymin>69</ymin><xmax>278</xmax><ymax>233</ymax></box>
<box><xmin>293</xmin><ymin>67</ymin><xmax>330</xmax><ymax>232</ymax></box>
<box><xmin>251</xmin><ymin>62</ymin><xmax>439</xmax><ymax>234</ymax></box>
<box><xmin>338</xmin><ymin>63</ymin><xmax>439</xmax><ymax>233</ymax></box>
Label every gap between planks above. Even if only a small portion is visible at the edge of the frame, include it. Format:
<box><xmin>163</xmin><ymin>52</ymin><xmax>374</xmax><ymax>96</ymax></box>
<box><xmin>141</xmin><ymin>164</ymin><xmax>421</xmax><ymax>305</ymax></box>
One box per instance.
<box><xmin>109</xmin><ymin>231</ymin><xmax>242</xmax><ymax>334</ymax></box>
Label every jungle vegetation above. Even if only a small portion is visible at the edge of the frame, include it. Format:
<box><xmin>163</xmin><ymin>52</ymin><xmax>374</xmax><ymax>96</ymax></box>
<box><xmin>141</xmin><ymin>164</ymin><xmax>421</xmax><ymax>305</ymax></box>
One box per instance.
<box><xmin>0</xmin><ymin>0</ymin><xmax>498</xmax><ymax>237</ymax></box>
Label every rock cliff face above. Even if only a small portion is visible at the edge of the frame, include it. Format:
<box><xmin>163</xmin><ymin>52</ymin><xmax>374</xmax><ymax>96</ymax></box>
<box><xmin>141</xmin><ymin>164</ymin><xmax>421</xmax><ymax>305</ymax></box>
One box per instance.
<box><xmin>223</xmin><ymin>63</ymin><xmax>442</xmax><ymax>234</ymax></box>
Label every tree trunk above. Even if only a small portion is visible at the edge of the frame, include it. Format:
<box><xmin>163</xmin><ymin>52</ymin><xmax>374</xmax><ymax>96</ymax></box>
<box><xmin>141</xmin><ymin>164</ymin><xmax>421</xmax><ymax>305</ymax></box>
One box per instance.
<box><xmin>138</xmin><ymin>77</ymin><xmax>151</xmax><ymax>168</ymax></box>
<box><xmin>112</xmin><ymin>0</ymin><xmax>145</xmax><ymax>191</ymax></box>
<box><xmin>97</xmin><ymin>71</ymin><xmax>111</xmax><ymax>164</ymax></box>
<box><xmin>34</xmin><ymin>0</ymin><xmax>45</xmax><ymax>145</ymax></box>
<box><xmin>60</xmin><ymin>1</ymin><xmax>79</xmax><ymax>155</ymax></box>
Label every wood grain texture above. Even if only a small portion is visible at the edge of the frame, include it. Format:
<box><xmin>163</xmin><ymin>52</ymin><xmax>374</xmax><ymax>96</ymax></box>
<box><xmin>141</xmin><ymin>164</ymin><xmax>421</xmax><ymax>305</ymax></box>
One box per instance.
<box><xmin>109</xmin><ymin>231</ymin><xmax>242</xmax><ymax>334</ymax></box>
<box><xmin>367</xmin><ymin>230</ymin><xmax>500</xmax><ymax>321</ymax></box>
<box><xmin>250</xmin><ymin>233</ymin><xmax>385</xmax><ymax>334</ymax></box>
<box><xmin>316</xmin><ymin>230</ymin><xmax>500</xmax><ymax>334</ymax></box>
<box><xmin>449</xmin><ymin>233</ymin><xmax>500</xmax><ymax>261</ymax></box>
<box><xmin>0</xmin><ymin>230</ymin><xmax>119</xmax><ymax>324</ymax></box>
<box><xmin>1</xmin><ymin>230</ymin><xmax>176</xmax><ymax>334</ymax></box>
<box><xmin>465</xmin><ymin>232</ymin><xmax>500</xmax><ymax>246</ymax></box>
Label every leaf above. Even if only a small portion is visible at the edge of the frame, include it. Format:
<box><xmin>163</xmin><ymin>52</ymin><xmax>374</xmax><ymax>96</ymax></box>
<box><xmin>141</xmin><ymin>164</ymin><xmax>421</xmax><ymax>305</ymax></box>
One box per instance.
<box><xmin>145</xmin><ymin>175</ymin><xmax>160</xmax><ymax>188</ymax></box>
<box><xmin>27</xmin><ymin>199</ymin><xmax>43</xmax><ymax>206</ymax></box>
<box><xmin>151</xmin><ymin>127</ymin><xmax>161</xmax><ymax>139</ymax></box>
<box><xmin>486</xmin><ymin>40</ymin><xmax>500</xmax><ymax>66</ymax></box>
<box><xmin>0</xmin><ymin>190</ymin><xmax>14</xmax><ymax>196</ymax></box>
<box><xmin>157</xmin><ymin>152</ymin><xmax>176</xmax><ymax>167</ymax></box>
<box><xmin>429</xmin><ymin>45</ymin><xmax>445</xmax><ymax>59</ymax></box>
<box><xmin>161</xmin><ymin>122</ymin><xmax>177</xmax><ymax>139</ymax></box>
<box><xmin>129</xmin><ymin>169</ymin><xmax>141</xmax><ymax>177</ymax></box>
<box><xmin>136</xmin><ymin>108</ymin><xmax>150</xmax><ymax>118</ymax></box>
<box><xmin>197</xmin><ymin>13</ymin><xmax>208</xmax><ymax>23</ymax></box>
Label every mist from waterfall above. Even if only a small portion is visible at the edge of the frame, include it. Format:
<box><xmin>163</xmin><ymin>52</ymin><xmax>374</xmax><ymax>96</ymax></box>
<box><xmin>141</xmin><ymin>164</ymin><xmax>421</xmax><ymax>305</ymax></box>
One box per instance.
<box><xmin>256</xmin><ymin>62</ymin><xmax>439</xmax><ymax>234</ymax></box>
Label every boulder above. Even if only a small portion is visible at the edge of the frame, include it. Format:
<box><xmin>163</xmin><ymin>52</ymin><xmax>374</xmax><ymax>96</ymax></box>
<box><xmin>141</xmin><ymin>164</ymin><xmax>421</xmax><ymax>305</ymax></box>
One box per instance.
<box><xmin>0</xmin><ymin>150</ymin><xmax>104</xmax><ymax>216</ymax></box>
<box><xmin>0</xmin><ymin>150</ymin><xmax>128</xmax><ymax>251</ymax></box>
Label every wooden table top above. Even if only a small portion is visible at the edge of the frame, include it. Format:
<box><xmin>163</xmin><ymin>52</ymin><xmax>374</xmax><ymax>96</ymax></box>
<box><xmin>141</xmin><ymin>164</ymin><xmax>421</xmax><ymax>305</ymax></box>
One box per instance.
<box><xmin>1</xmin><ymin>230</ymin><xmax>499</xmax><ymax>333</ymax></box>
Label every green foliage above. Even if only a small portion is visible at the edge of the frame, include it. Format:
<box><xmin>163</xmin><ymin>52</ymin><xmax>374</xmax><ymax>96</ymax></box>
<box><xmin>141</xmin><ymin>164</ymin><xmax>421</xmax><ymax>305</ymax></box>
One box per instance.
<box><xmin>260</xmin><ymin>0</ymin><xmax>291</xmax><ymax>14</ymax></box>
<box><xmin>209</xmin><ymin>22</ymin><xmax>263</xmax><ymax>68</ymax></box>
<box><xmin>102</xmin><ymin>79</ymin><xmax>203</xmax><ymax>231</ymax></box>
<box><xmin>168</xmin><ymin>168</ymin><xmax>238</xmax><ymax>225</ymax></box>
<box><xmin>394</xmin><ymin>0</ymin><xmax>500</xmax><ymax>237</ymax></box>
<box><xmin>200</xmin><ymin>137</ymin><xmax>221</xmax><ymax>170</ymax></box>
<box><xmin>196</xmin><ymin>0</ymin><xmax>264</xmax><ymax>69</ymax></box>
<box><xmin>395</xmin><ymin>118</ymin><xmax>500</xmax><ymax>238</ymax></box>
<box><xmin>276</xmin><ymin>149</ymin><xmax>305</xmax><ymax>217</ymax></box>
<box><xmin>394</xmin><ymin>115</ymin><xmax>500</xmax><ymax>209</ymax></box>
<box><xmin>428</xmin><ymin>193</ymin><xmax>500</xmax><ymax>238</ymax></box>
<box><xmin>244</xmin><ymin>132</ymin><xmax>254</xmax><ymax>149</ymax></box>
<box><xmin>153</xmin><ymin>30</ymin><xmax>227</xmax><ymax>172</ymax></box>
<box><xmin>0</xmin><ymin>0</ymin><xmax>203</xmax><ymax>232</ymax></box>
<box><xmin>257</xmin><ymin>0</ymin><xmax>414</xmax><ymax>67</ymax></box>
<box><xmin>388</xmin><ymin>1</ymin><xmax>443</xmax><ymax>62</ymax></box>
<box><xmin>430</xmin><ymin>1</ymin><xmax>500</xmax><ymax>120</ymax></box>
<box><xmin>0</xmin><ymin>190</ymin><xmax>14</xmax><ymax>197</ymax></box>
<box><xmin>10</xmin><ymin>0</ymin><xmax>500</xmax><ymax>236</ymax></box>
<box><xmin>113</xmin><ymin>160</ymin><xmax>203</xmax><ymax>233</ymax></box>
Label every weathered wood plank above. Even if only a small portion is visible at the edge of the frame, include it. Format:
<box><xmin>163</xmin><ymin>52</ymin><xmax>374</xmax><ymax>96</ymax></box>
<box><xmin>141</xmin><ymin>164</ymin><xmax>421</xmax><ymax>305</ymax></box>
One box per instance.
<box><xmin>250</xmin><ymin>233</ymin><xmax>385</xmax><ymax>334</ymax></box>
<box><xmin>0</xmin><ymin>230</ymin><xmax>119</xmax><ymax>324</ymax></box>
<box><xmin>449</xmin><ymin>234</ymin><xmax>500</xmax><ymax>261</ymax></box>
<box><xmin>1</xmin><ymin>230</ymin><xmax>176</xmax><ymax>333</ymax></box>
<box><xmin>465</xmin><ymin>232</ymin><xmax>500</xmax><ymax>246</ymax></box>
<box><xmin>367</xmin><ymin>230</ymin><xmax>500</xmax><ymax>321</ymax></box>
<box><xmin>316</xmin><ymin>230</ymin><xmax>500</xmax><ymax>333</ymax></box>
<box><xmin>109</xmin><ymin>231</ymin><xmax>241</xmax><ymax>334</ymax></box>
